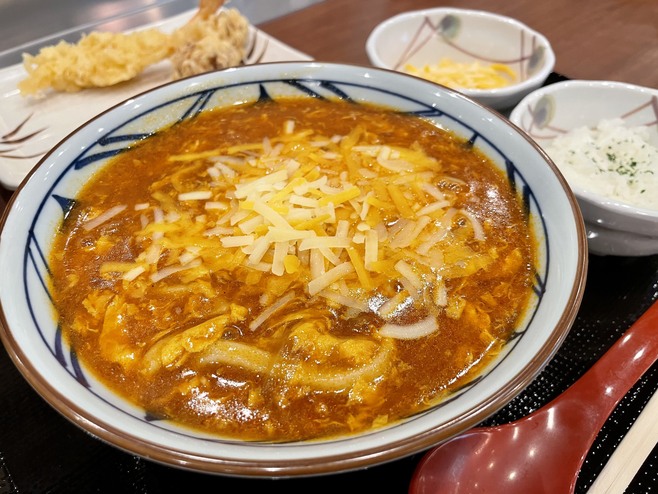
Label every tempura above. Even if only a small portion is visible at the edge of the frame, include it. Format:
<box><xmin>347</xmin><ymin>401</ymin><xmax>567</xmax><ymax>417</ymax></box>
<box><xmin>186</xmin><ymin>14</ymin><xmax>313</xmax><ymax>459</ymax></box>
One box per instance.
<box><xmin>18</xmin><ymin>0</ymin><xmax>249</xmax><ymax>97</ymax></box>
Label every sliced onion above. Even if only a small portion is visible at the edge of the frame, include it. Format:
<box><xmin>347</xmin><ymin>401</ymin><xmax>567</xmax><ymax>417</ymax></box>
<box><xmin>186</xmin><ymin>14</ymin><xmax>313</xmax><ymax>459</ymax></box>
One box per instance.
<box><xmin>249</xmin><ymin>291</ymin><xmax>295</xmax><ymax>331</ymax></box>
<box><xmin>199</xmin><ymin>340</ymin><xmax>272</xmax><ymax>373</ymax></box>
<box><xmin>379</xmin><ymin>315</ymin><xmax>438</xmax><ymax>340</ymax></box>
<box><xmin>292</xmin><ymin>343</ymin><xmax>392</xmax><ymax>391</ymax></box>
<box><xmin>459</xmin><ymin>208</ymin><xmax>486</xmax><ymax>241</ymax></box>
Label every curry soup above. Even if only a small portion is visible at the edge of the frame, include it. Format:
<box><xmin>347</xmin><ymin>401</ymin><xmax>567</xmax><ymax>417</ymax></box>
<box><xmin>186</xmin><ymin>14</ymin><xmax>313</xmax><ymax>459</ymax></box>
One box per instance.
<box><xmin>49</xmin><ymin>97</ymin><xmax>536</xmax><ymax>442</ymax></box>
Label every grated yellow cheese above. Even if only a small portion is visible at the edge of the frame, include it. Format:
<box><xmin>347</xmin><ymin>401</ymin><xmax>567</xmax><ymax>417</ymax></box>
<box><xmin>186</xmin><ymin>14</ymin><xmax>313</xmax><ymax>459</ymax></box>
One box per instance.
<box><xmin>404</xmin><ymin>58</ymin><xmax>517</xmax><ymax>90</ymax></box>
<box><xmin>82</xmin><ymin>113</ymin><xmax>492</xmax><ymax>314</ymax></box>
<box><xmin>178</xmin><ymin>191</ymin><xmax>213</xmax><ymax>201</ymax></box>
<box><xmin>308</xmin><ymin>262</ymin><xmax>355</xmax><ymax>296</ymax></box>
<box><xmin>82</xmin><ymin>204</ymin><xmax>127</xmax><ymax>231</ymax></box>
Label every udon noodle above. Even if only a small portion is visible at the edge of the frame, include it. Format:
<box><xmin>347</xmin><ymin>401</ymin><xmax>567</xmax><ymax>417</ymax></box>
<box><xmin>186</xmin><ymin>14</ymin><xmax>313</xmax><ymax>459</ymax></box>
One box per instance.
<box><xmin>49</xmin><ymin>97</ymin><xmax>536</xmax><ymax>442</ymax></box>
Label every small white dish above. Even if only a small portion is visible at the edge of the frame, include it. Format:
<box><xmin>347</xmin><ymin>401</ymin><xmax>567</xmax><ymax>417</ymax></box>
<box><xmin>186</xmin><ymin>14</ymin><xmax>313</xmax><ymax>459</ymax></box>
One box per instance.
<box><xmin>365</xmin><ymin>7</ymin><xmax>555</xmax><ymax>111</ymax></box>
<box><xmin>510</xmin><ymin>79</ymin><xmax>658</xmax><ymax>256</ymax></box>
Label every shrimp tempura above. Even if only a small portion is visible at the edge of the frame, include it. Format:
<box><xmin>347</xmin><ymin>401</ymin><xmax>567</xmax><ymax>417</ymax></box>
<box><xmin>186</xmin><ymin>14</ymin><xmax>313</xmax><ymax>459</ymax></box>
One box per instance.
<box><xmin>18</xmin><ymin>0</ymin><xmax>249</xmax><ymax>97</ymax></box>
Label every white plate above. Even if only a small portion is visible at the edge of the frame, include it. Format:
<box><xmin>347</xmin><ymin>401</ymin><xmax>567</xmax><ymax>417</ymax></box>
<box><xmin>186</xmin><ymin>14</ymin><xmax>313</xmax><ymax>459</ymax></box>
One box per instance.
<box><xmin>0</xmin><ymin>9</ymin><xmax>311</xmax><ymax>190</ymax></box>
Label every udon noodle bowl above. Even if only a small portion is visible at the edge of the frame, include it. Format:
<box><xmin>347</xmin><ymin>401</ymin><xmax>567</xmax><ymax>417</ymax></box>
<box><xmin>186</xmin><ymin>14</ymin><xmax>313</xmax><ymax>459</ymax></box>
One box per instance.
<box><xmin>49</xmin><ymin>97</ymin><xmax>536</xmax><ymax>442</ymax></box>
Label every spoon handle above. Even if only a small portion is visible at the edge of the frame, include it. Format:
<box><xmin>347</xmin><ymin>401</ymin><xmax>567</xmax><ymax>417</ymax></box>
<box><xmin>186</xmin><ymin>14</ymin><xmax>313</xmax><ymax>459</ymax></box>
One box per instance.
<box><xmin>554</xmin><ymin>299</ymin><xmax>658</xmax><ymax>430</ymax></box>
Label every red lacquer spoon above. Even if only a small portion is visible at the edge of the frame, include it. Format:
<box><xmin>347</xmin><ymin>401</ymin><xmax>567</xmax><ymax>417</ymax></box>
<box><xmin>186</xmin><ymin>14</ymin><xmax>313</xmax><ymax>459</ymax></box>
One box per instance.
<box><xmin>409</xmin><ymin>299</ymin><xmax>658</xmax><ymax>494</ymax></box>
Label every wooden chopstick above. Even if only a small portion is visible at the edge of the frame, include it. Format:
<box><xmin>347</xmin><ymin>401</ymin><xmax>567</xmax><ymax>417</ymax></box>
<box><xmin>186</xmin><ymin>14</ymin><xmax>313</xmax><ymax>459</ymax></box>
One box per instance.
<box><xmin>588</xmin><ymin>387</ymin><xmax>658</xmax><ymax>493</ymax></box>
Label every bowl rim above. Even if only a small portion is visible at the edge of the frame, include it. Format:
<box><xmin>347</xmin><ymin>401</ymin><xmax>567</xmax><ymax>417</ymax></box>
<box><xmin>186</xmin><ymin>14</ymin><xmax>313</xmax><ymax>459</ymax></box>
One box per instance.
<box><xmin>511</xmin><ymin>78</ymin><xmax>658</xmax><ymax>105</ymax></box>
<box><xmin>365</xmin><ymin>6</ymin><xmax>556</xmax><ymax>98</ymax></box>
<box><xmin>0</xmin><ymin>61</ymin><xmax>588</xmax><ymax>477</ymax></box>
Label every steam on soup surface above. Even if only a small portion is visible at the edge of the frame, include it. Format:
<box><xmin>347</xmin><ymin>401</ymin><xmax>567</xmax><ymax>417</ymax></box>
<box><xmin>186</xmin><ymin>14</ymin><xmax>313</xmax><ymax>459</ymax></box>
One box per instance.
<box><xmin>49</xmin><ymin>97</ymin><xmax>536</xmax><ymax>442</ymax></box>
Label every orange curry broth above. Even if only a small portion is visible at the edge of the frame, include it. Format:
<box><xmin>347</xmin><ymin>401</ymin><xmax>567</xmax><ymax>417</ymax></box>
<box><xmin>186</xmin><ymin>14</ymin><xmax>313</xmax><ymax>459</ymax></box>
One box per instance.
<box><xmin>49</xmin><ymin>97</ymin><xmax>536</xmax><ymax>442</ymax></box>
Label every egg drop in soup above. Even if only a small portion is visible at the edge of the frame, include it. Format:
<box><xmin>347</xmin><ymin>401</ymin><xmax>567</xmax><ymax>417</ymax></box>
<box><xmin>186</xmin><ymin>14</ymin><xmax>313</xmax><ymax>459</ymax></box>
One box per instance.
<box><xmin>49</xmin><ymin>97</ymin><xmax>537</xmax><ymax>442</ymax></box>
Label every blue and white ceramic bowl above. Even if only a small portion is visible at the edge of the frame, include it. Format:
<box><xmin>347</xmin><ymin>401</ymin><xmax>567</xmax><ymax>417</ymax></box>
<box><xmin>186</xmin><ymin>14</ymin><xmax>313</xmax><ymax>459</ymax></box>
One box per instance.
<box><xmin>0</xmin><ymin>62</ymin><xmax>587</xmax><ymax>477</ymax></box>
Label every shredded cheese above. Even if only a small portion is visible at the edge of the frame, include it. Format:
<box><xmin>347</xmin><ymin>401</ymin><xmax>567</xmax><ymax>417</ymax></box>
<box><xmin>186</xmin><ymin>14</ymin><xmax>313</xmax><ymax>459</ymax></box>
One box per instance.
<box><xmin>178</xmin><ymin>191</ymin><xmax>213</xmax><ymax>201</ymax></box>
<box><xmin>82</xmin><ymin>204</ymin><xmax>127</xmax><ymax>231</ymax></box>
<box><xmin>79</xmin><ymin>113</ymin><xmax>495</xmax><ymax>337</ymax></box>
<box><xmin>404</xmin><ymin>58</ymin><xmax>517</xmax><ymax>90</ymax></box>
<box><xmin>308</xmin><ymin>262</ymin><xmax>355</xmax><ymax>296</ymax></box>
